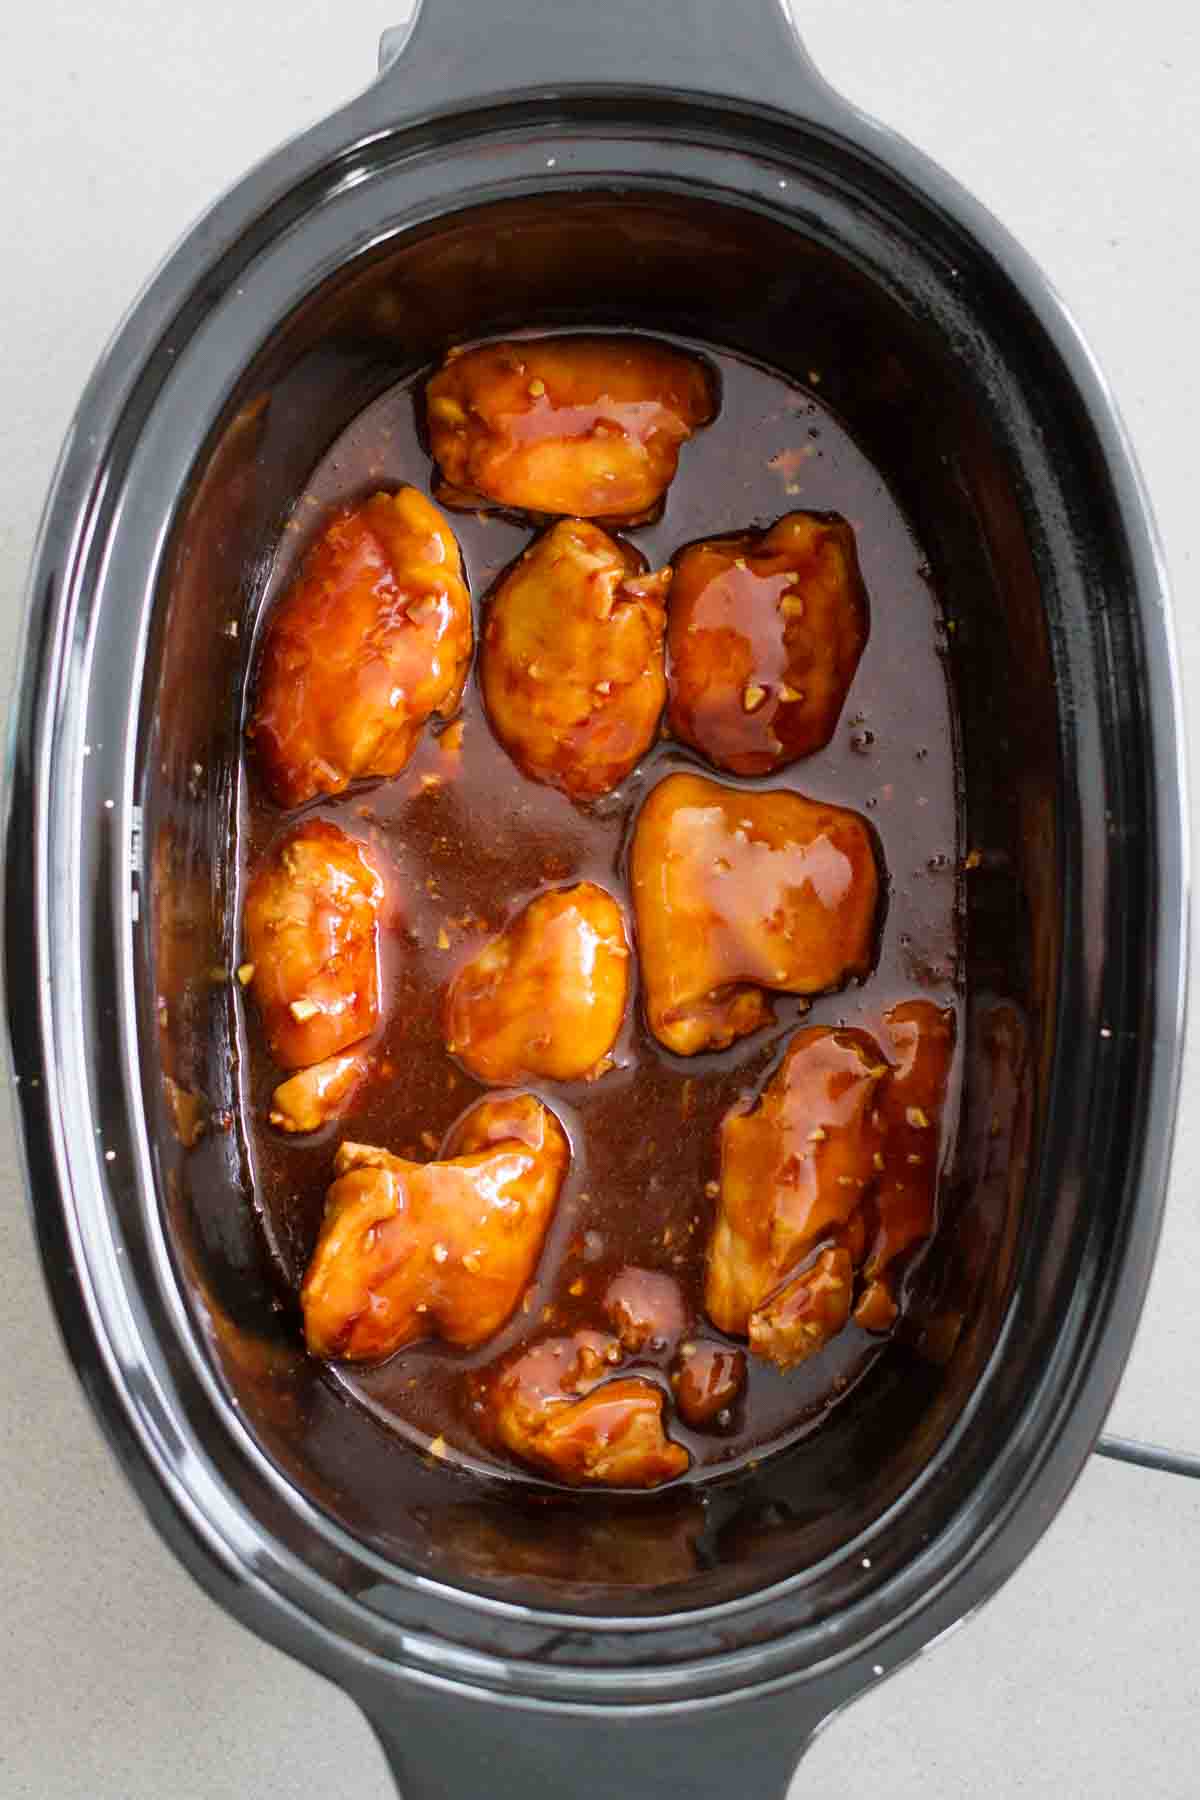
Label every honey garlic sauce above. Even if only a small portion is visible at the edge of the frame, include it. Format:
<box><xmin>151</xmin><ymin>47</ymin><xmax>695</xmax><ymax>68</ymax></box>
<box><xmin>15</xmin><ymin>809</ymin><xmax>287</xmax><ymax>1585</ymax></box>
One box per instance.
<box><xmin>234</xmin><ymin>338</ymin><xmax>961</xmax><ymax>1483</ymax></box>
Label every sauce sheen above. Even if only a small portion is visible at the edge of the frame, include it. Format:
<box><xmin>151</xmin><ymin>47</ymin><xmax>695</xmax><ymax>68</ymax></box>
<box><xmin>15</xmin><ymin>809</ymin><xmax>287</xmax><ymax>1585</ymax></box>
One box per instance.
<box><xmin>234</xmin><ymin>337</ymin><xmax>961</xmax><ymax>1484</ymax></box>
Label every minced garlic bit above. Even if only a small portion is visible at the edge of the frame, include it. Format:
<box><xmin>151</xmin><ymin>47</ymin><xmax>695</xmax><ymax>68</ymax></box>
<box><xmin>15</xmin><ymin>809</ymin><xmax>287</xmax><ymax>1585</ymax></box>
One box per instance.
<box><xmin>873</xmin><ymin>1151</ymin><xmax>886</xmax><ymax>1172</ymax></box>
<box><xmin>420</xmin><ymin>1130</ymin><xmax>439</xmax><ymax>1152</ymax></box>
<box><xmin>437</xmin><ymin>927</ymin><xmax>451</xmax><ymax>950</ymax></box>
<box><xmin>906</xmin><ymin>1106</ymin><xmax>932</xmax><ymax>1130</ymax></box>
<box><xmin>704</xmin><ymin>1180</ymin><xmax>720</xmax><ymax>1198</ymax></box>
<box><xmin>568</xmin><ymin>1277</ymin><xmax>585</xmax><ymax>1297</ymax></box>
<box><xmin>432</xmin><ymin>1242</ymin><xmax>449</xmax><ymax>1264</ymax></box>
<box><xmin>907</xmin><ymin>1153</ymin><xmax>923</xmax><ymax>1166</ymax></box>
<box><xmin>420</xmin><ymin>772</ymin><xmax>442</xmax><ymax>791</ymax></box>
<box><xmin>742</xmin><ymin>682</ymin><xmax>767</xmax><ymax>712</ymax></box>
<box><xmin>780</xmin><ymin>594</ymin><xmax>806</xmax><ymax>618</ymax></box>
<box><xmin>463</xmin><ymin>1251</ymin><xmax>482</xmax><ymax>1274</ymax></box>
<box><xmin>779</xmin><ymin>684</ymin><xmax>803</xmax><ymax>703</ymax></box>
<box><xmin>528</xmin><ymin>377</ymin><xmax>546</xmax><ymax>397</ymax></box>
<box><xmin>428</xmin><ymin>1434</ymin><xmax>449</xmax><ymax>1459</ymax></box>
<box><xmin>236</xmin><ymin>962</ymin><xmax>255</xmax><ymax>985</ymax></box>
<box><xmin>289</xmin><ymin>998</ymin><xmax>320</xmax><ymax>1022</ymax></box>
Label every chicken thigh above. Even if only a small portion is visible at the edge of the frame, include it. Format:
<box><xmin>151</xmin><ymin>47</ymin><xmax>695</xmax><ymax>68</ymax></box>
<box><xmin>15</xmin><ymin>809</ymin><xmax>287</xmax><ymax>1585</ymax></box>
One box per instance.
<box><xmin>854</xmin><ymin>999</ymin><xmax>955</xmax><ymax>1330</ymax></box>
<box><xmin>268</xmin><ymin>1049</ymin><xmax>371</xmax><ymax>1134</ymax></box>
<box><xmin>630</xmin><ymin>772</ymin><xmax>879</xmax><ymax>1055</ymax></box>
<box><xmin>603</xmin><ymin>1267</ymin><xmax>687</xmax><ymax>1353</ymax></box>
<box><xmin>242</xmin><ymin>820</ymin><xmax>385</xmax><ymax>1069</ymax></box>
<box><xmin>301</xmin><ymin>1093</ymin><xmax>569</xmax><ymax>1361</ymax></box>
<box><xmin>667</xmin><ymin>511</ymin><xmax>868</xmax><ymax>774</ymax></box>
<box><xmin>475</xmin><ymin>1330</ymin><xmax>689</xmax><ymax>1488</ymax></box>
<box><xmin>425</xmin><ymin>336</ymin><xmax>715</xmax><ymax>522</ymax></box>
<box><xmin>481</xmin><ymin>519</ymin><xmax>669</xmax><ymax>798</ymax></box>
<box><xmin>705</xmin><ymin>1025</ymin><xmax>887</xmax><ymax>1359</ymax></box>
<box><xmin>672</xmin><ymin>1342</ymin><xmax>747</xmax><ymax>1428</ymax></box>
<box><xmin>248</xmin><ymin>486</ymin><xmax>471</xmax><ymax>808</ymax></box>
<box><xmin>445</xmin><ymin>881</ymin><xmax>630</xmax><ymax>1083</ymax></box>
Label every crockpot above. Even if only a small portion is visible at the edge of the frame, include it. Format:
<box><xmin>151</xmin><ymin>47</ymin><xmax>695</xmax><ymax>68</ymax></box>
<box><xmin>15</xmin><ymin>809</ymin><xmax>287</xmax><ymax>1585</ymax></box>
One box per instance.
<box><xmin>4</xmin><ymin>1</ymin><xmax>1187</xmax><ymax>1792</ymax></box>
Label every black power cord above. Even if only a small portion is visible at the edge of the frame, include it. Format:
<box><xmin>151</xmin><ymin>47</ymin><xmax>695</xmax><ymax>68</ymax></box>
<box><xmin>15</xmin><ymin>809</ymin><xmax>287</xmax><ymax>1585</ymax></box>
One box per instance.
<box><xmin>1095</xmin><ymin>1434</ymin><xmax>1200</xmax><ymax>1479</ymax></box>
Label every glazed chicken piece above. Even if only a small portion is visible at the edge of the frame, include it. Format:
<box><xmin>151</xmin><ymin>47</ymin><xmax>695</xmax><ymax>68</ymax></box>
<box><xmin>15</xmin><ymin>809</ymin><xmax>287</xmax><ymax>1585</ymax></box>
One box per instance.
<box><xmin>248</xmin><ymin>486</ymin><xmax>472</xmax><ymax>808</ymax></box>
<box><xmin>672</xmin><ymin>1341</ymin><xmax>746</xmax><ymax>1429</ymax></box>
<box><xmin>630</xmin><ymin>772</ymin><xmax>879</xmax><ymax>1056</ymax></box>
<box><xmin>705</xmin><ymin>1025</ymin><xmax>888</xmax><ymax>1365</ymax></box>
<box><xmin>300</xmin><ymin>1093</ymin><xmax>569</xmax><ymax>1361</ymax></box>
<box><xmin>603</xmin><ymin>1267</ymin><xmax>687</xmax><ymax>1353</ymax></box>
<box><xmin>477</xmin><ymin>1330</ymin><xmax>690</xmax><ymax>1488</ymax></box>
<box><xmin>667</xmin><ymin>511</ymin><xmax>869</xmax><ymax>775</ymax></box>
<box><xmin>481</xmin><ymin>519</ymin><xmax>670</xmax><ymax>798</ymax></box>
<box><xmin>242</xmin><ymin>820</ymin><xmax>385</xmax><ymax>1068</ymax></box>
<box><xmin>425</xmin><ymin>336</ymin><xmax>716</xmax><ymax>522</ymax></box>
<box><xmin>853</xmin><ymin>999</ymin><xmax>955</xmax><ymax>1331</ymax></box>
<box><xmin>269</xmin><ymin>1049</ymin><xmax>371</xmax><ymax>1134</ymax></box>
<box><xmin>748</xmin><ymin>1245</ymin><xmax>854</xmax><ymax>1370</ymax></box>
<box><xmin>445</xmin><ymin>881</ymin><xmax>630</xmax><ymax>1083</ymax></box>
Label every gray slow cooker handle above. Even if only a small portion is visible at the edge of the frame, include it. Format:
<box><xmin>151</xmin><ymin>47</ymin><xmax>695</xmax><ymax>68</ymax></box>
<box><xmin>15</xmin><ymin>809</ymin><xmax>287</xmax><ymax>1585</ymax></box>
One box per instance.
<box><xmin>367</xmin><ymin>1681</ymin><xmax>818</xmax><ymax>1799</ymax></box>
<box><xmin>360</xmin><ymin>3</ymin><xmax>840</xmax><ymax>1795</ymax></box>
<box><xmin>376</xmin><ymin>0</ymin><xmax>837</xmax><ymax>121</ymax></box>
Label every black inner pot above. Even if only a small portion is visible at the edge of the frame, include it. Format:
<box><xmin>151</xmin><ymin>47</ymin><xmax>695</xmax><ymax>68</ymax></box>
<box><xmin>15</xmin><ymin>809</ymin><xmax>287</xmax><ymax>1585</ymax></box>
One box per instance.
<box><xmin>142</xmin><ymin>181</ymin><xmax>1067</xmax><ymax>1615</ymax></box>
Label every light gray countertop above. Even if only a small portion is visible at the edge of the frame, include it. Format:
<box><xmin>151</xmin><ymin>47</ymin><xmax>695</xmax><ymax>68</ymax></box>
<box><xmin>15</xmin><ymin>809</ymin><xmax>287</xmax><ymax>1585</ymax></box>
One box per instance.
<box><xmin>2</xmin><ymin>3</ymin><xmax>1198</xmax><ymax>1794</ymax></box>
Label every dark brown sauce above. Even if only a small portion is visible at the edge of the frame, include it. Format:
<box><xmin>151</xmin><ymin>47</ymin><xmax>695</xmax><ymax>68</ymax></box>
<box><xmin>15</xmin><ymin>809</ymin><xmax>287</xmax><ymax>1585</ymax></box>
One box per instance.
<box><xmin>233</xmin><ymin>337</ymin><xmax>962</xmax><ymax>1486</ymax></box>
